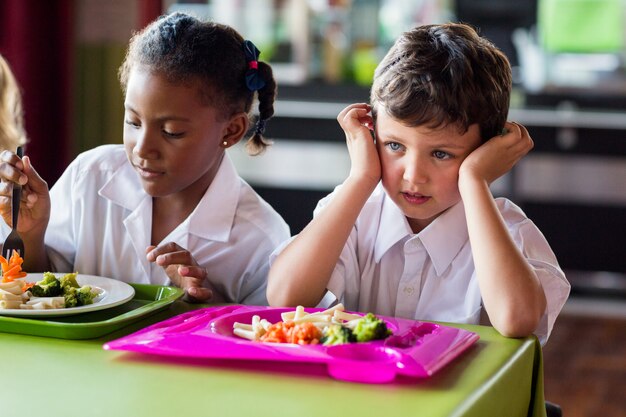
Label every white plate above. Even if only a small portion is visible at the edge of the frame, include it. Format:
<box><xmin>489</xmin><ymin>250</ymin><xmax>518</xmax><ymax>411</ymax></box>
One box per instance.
<box><xmin>0</xmin><ymin>273</ymin><xmax>135</xmax><ymax>317</ymax></box>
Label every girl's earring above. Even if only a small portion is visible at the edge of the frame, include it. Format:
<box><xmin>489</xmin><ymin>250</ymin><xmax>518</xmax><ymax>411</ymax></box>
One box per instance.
<box><xmin>222</xmin><ymin>141</ymin><xmax>228</xmax><ymax>147</ymax></box>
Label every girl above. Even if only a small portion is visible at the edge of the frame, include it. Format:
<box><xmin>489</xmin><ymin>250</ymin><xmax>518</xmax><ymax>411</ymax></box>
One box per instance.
<box><xmin>0</xmin><ymin>12</ymin><xmax>290</xmax><ymax>304</ymax></box>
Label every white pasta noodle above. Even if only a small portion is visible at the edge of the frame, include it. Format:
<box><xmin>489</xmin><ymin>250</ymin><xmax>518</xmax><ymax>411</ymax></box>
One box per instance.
<box><xmin>24</xmin><ymin>297</ymin><xmax>65</xmax><ymax>309</ymax></box>
<box><xmin>233</xmin><ymin>327</ymin><xmax>256</xmax><ymax>341</ymax></box>
<box><xmin>0</xmin><ymin>290</ymin><xmax>22</xmax><ymax>301</ymax></box>
<box><xmin>0</xmin><ymin>281</ymin><xmax>23</xmax><ymax>295</ymax></box>
<box><xmin>333</xmin><ymin>310</ymin><xmax>362</xmax><ymax>322</ymax></box>
<box><xmin>0</xmin><ymin>300</ymin><xmax>22</xmax><ymax>309</ymax></box>
<box><xmin>233</xmin><ymin>322</ymin><xmax>253</xmax><ymax>331</ymax></box>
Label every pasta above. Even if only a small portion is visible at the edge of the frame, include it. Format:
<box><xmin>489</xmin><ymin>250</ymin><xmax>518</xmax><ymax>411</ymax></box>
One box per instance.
<box><xmin>0</xmin><ymin>289</ymin><xmax>22</xmax><ymax>301</ymax></box>
<box><xmin>0</xmin><ymin>276</ymin><xmax>102</xmax><ymax>311</ymax></box>
<box><xmin>233</xmin><ymin>304</ymin><xmax>354</xmax><ymax>343</ymax></box>
<box><xmin>0</xmin><ymin>281</ymin><xmax>23</xmax><ymax>294</ymax></box>
<box><xmin>0</xmin><ymin>300</ymin><xmax>21</xmax><ymax>309</ymax></box>
<box><xmin>23</xmin><ymin>297</ymin><xmax>65</xmax><ymax>309</ymax></box>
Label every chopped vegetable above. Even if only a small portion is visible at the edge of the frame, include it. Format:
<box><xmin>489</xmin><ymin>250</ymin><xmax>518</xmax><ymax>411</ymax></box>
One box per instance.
<box><xmin>63</xmin><ymin>282</ymin><xmax>98</xmax><ymax>308</ymax></box>
<box><xmin>0</xmin><ymin>251</ymin><xmax>27</xmax><ymax>283</ymax></box>
<box><xmin>320</xmin><ymin>324</ymin><xmax>356</xmax><ymax>346</ymax></box>
<box><xmin>29</xmin><ymin>272</ymin><xmax>62</xmax><ymax>297</ymax></box>
<box><xmin>60</xmin><ymin>272</ymin><xmax>79</xmax><ymax>292</ymax></box>
<box><xmin>259</xmin><ymin>321</ymin><xmax>321</xmax><ymax>345</ymax></box>
<box><xmin>352</xmin><ymin>313</ymin><xmax>392</xmax><ymax>342</ymax></box>
<box><xmin>76</xmin><ymin>285</ymin><xmax>97</xmax><ymax>306</ymax></box>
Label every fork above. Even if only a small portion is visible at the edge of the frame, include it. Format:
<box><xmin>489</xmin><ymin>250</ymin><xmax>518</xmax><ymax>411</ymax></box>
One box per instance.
<box><xmin>2</xmin><ymin>146</ymin><xmax>25</xmax><ymax>260</ymax></box>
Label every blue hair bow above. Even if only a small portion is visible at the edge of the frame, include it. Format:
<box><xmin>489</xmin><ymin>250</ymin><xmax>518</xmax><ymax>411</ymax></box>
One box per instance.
<box><xmin>243</xmin><ymin>40</ymin><xmax>265</xmax><ymax>91</ymax></box>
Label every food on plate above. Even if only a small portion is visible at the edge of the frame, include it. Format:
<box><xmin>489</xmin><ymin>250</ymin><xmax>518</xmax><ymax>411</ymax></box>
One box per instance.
<box><xmin>60</xmin><ymin>273</ymin><xmax>79</xmax><ymax>292</ymax></box>
<box><xmin>0</xmin><ymin>251</ymin><xmax>27</xmax><ymax>282</ymax></box>
<box><xmin>352</xmin><ymin>312</ymin><xmax>393</xmax><ymax>343</ymax></box>
<box><xmin>320</xmin><ymin>324</ymin><xmax>355</xmax><ymax>345</ymax></box>
<box><xmin>63</xmin><ymin>285</ymin><xmax>98</xmax><ymax>308</ymax></box>
<box><xmin>259</xmin><ymin>321</ymin><xmax>322</xmax><ymax>345</ymax></box>
<box><xmin>29</xmin><ymin>272</ymin><xmax>63</xmax><ymax>297</ymax></box>
<box><xmin>232</xmin><ymin>304</ymin><xmax>392</xmax><ymax>346</ymax></box>
<box><xmin>0</xmin><ymin>272</ymin><xmax>101</xmax><ymax>310</ymax></box>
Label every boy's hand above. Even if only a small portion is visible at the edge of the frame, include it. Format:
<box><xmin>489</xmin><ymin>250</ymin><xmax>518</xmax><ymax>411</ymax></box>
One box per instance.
<box><xmin>337</xmin><ymin>103</ymin><xmax>380</xmax><ymax>187</ymax></box>
<box><xmin>146</xmin><ymin>243</ymin><xmax>215</xmax><ymax>303</ymax></box>
<box><xmin>0</xmin><ymin>151</ymin><xmax>50</xmax><ymax>237</ymax></box>
<box><xmin>459</xmin><ymin>121</ymin><xmax>533</xmax><ymax>185</ymax></box>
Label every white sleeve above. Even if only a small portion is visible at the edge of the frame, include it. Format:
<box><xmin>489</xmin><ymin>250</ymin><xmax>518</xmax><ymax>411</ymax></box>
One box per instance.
<box><xmin>310</xmin><ymin>189</ymin><xmax>361</xmax><ymax>310</ymax></box>
<box><xmin>514</xmin><ymin>220</ymin><xmax>571</xmax><ymax>345</ymax></box>
<box><xmin>45</xmin><ymin>160</ymin><xmax>80</xmax><ymax>273</ymax></box>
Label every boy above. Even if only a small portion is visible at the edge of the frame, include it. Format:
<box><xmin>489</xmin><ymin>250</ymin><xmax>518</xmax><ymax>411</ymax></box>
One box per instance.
<box><xmin>267</xmin><ymin>23</ymin><xmax>570</xmax><ymax>344</ymax></box>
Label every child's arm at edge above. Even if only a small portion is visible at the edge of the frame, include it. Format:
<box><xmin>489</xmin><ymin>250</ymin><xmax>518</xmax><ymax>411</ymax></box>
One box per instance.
<box><xmin>267</xmin><ymin>104</ymin><xmax>379</xmax><ymax>307</ymax></box>
<box><xmin>459</xmin><ymin>122</ymin><xmax>546</xmax><ymax>338</ymax></box>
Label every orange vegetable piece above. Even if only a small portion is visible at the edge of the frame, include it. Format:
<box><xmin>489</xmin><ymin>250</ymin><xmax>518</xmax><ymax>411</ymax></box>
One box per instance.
<box><xmin>258</xmin><ymin>321</ymin><xmax>322</xmax><ymax>345</ymax></box>
<box><xmin>259</xmin><ymin>321</ymin><xmax>294</xmax><ymax>344</ymax></box>
<box><xmin>289</xmin><ymin>322</ymin><xmax>321</xmax><ymax>345</ymax></box>
<box><xmin>0</xmin><ymin>251</ymin><xmax>27</xmax><ymax>283</ymax></box>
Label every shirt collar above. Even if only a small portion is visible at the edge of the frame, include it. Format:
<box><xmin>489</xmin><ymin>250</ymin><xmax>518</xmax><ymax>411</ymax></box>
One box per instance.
<box><xmin>99</xmin><ymin>154</ymin><xmax>241</xmax><ymax>243</ymax></box>
<box><xmin>374</xmin><ymin>192</ymin><xmax>469</xmax><ymax>275</ymax></box>
<box><xmin>188</xmin><ymin>154</ymin><xmax>240</xmax><ymax>242</ymax></box>
<box><xmin>374</xmin><ymin>190</ymin><xmax>413</xmax><ymax>263</ymax></box>
<box><xmin>418</xmin><ymin>201</ymin><xmax>468</xmax><ymax>276</ymax></box>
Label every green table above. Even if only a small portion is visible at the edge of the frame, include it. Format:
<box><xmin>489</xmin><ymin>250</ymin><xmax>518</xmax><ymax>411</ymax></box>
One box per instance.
<box><xmin>0</xmin><ymin>302</ymin><xmax>546</xmax><ymax>417</ymax></box>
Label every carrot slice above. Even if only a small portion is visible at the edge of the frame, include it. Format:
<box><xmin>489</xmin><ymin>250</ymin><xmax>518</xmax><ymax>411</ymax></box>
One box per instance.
<box><xmin>1</xmin><ymin>252</ymin><xmax>27</xmax><ymax>283</ymax></box>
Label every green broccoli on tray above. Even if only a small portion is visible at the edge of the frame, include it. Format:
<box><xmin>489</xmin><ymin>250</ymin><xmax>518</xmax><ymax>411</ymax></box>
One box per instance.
<box><xmin>28</xmin><ymin>272</ymin><xmax>63</xmax><ymax>297</ymax></box>
<box><xmin>321</xmin><ymin>312</ymin><xmax>392</xmax><ymax>346</ymax></box>
<box><xmin>29</xmin><ymin>273</ymin><xmax>98</xmax><ymax>308</ymax></box>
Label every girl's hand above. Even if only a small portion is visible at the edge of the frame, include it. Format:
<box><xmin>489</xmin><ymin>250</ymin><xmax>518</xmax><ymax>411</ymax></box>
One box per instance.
<box><xmin>146</xmin><ymin>243</ymin><xmax>216</xmax><ymax>303</ymax></box>
<box><xmin>337</xmin><ymin>103</ymin><xmax>380</xmax><ymax>187</ymax></box>
<box><xmin>459</xmin><ymin>122</ymin><xmax>533</xmax><ymax>185</ymax></box>
<box><xmin>0</xmin><ymin>151</ymin><xmax>50</xmax><ymax>237</ymax></box>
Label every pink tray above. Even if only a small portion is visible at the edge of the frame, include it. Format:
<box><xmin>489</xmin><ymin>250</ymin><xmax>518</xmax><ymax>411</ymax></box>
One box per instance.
<box><xmin>104</xmin><ymin>305</ymin><xmax>479</xmax><ymax>383</ymax></box>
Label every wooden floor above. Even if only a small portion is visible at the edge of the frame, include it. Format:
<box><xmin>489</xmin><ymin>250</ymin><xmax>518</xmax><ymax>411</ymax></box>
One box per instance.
<box><xmin>543</xmin><ymin>299</ymin><xmax>626</xmax><ymax>417</ymax></box>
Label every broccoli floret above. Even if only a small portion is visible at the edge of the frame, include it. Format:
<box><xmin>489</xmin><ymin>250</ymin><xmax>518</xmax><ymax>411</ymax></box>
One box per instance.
<box><xmin>29</xmin><ymin>272</ymin><xmax>62</xmax><ymax>297</ymax></box>
<box><xmin>63</xmin><ymin>285</ymin><xmax>96</xmax><ymax>308</ymax></box>
<box><xmin>321</xmin><ymin>324</ymin><xmax>355</xmax><ymax>346</ymax></box>
<box><xmin>63</xmin><ymin>287</ymin><xmax>78</xmax><ymax>308</ymax></box>
<box><xmin>76</xmin><ymin>285</ymin><xmax>96</xmax><ymax>306</ymax></box>
<box><xmin>60</xmin><ymin>273</ymin><xmax>79</xmax><ymax>292</ymax></box>
<box><xmin>352</xmin><ymin>313</ymin><xmax>392</xmax><ymax>343</ymax></box>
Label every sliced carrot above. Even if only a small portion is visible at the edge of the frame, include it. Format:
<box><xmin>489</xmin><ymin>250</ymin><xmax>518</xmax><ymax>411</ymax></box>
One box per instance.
<box><xmin>1</xmin><ymin>252</ymin><xmax>27</xmax><ymax>283</ymax></box>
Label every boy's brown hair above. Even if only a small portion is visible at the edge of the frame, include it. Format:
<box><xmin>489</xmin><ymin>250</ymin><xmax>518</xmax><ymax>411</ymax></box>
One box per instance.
<box><xmin>371</xmin><ymin>23</ymin><xmax>512</xmax><ymax>142</ymax></box>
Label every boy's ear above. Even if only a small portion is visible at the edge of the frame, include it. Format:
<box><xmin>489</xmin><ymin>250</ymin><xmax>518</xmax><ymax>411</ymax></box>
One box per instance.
<box><xmin>221</xmin><ymin>112</ymin><xmax>249</xmax><ymax>148</ymax></box>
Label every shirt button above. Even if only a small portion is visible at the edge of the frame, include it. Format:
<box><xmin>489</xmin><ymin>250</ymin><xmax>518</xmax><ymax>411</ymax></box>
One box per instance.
<box><xmin>403</xmin><ymin>286</ymin><xmax>414</xmax><ymax>295</ymax></box>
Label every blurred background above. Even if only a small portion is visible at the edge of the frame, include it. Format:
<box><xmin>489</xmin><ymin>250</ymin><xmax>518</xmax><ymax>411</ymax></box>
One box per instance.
<box><xmin>1</xmin><ymin>1</ymin><xmax>625</xmax><ymax>414</ymax></box>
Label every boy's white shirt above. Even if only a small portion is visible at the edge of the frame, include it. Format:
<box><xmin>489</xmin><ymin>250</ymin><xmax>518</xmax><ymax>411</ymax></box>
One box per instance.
<box><xmin>30</xmin><ymin>144</ymin><xmax>290</xmax><ymax>305</ymax></box>
<box><xmin>272</xmin><ymin>183</ymin><xmax>570</xmax><ymax>344</ymax></box>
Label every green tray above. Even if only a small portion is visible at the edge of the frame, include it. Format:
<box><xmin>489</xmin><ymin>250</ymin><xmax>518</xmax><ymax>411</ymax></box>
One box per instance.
<box><xmin>0</xmin><ymin>284</ymin><xmax>184</xmax><ymax>339</ymax></box>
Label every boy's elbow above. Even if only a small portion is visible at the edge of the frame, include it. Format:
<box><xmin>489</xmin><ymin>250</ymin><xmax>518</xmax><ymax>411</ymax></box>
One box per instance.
<box><xmin>267</xmin><ymin>268</ymin><xmax>323</xmax><ymax>308</ymax></box>
<box><xmin>490</xmin><ymin>307</ymin><xmax>543</xmax><ymax>339</ymax></box>
<box><xmin>266</xmin><ymin>268</ymin><xmax>300</xmax><ymax>307</ymax></box>
<box><xmin>266</xmin><ymin>270</ymin><xmax>285</xmax><ymax>307</ymax></box>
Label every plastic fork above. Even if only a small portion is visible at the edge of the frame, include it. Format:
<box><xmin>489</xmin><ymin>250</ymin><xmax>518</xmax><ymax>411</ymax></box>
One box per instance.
<box><xmin>2</xmin><ymin>146</ymin><xmax>25</xmax><ymax>260</ymax></box>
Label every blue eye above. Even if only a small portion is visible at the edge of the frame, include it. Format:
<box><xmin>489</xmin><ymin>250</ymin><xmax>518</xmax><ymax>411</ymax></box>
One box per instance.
<box><xmin>385</xmin><ymin>142</ymin><xmax>403</xmax><ymax>152</ymax></box>
<box><xmin>433</xmin><ymin>150</ymin><xmax>450</xmax><ymax>160</ymax></box>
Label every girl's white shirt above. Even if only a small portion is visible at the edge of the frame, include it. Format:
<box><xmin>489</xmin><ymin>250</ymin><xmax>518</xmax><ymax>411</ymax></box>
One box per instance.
<box><xmin>40</xmin><ymin>145</ymin><xmax>289</xmax><ymax>305</ymax></box>
<box><xmin>272</xmin><ymin>184</ymin><xmax>570</xmax><ymax>345</ymax></box>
